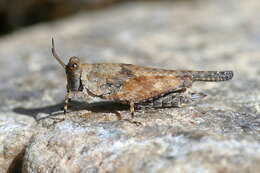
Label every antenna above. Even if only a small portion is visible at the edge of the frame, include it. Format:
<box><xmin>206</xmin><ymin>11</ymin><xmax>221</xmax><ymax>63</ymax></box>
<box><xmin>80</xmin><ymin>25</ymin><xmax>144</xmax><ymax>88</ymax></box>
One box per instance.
<box><xmin>51</xmin><ymin>38</ymin><xmax>66</xmax><ymax>69</ymax></box>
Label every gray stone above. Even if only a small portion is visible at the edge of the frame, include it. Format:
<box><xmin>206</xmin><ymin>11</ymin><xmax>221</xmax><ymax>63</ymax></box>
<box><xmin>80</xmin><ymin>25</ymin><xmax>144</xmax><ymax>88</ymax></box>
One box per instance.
<box><xmin>0</xmin><ymin>0</ymin><xmax>259</xmax><ymax>172</ymax></box>
<box><xmin>0</xmin><ymin>114</ymin><xmax>36</xmax><ymax>173</ymax></box>
<box><xmin>23</xmin><ymin>120</ymin><xmax>260</xmax><ymax>173</ymax></box>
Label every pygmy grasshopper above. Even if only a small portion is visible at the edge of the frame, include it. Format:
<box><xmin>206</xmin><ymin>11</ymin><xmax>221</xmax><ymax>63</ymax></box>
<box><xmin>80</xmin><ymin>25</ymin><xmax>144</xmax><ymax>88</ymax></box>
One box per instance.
<box><xmin>51</xmin><ymin>39</ymin><xmax>233</xmax><ymax>116</ymax></box>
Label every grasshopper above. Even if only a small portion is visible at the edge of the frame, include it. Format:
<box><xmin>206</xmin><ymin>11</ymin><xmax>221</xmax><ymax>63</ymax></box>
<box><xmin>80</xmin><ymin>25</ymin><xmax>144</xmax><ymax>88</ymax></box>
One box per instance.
<box><xmin>51</xmin><ymin>39</ymin><xmax>233</xmax><ymax>116</ymax></box>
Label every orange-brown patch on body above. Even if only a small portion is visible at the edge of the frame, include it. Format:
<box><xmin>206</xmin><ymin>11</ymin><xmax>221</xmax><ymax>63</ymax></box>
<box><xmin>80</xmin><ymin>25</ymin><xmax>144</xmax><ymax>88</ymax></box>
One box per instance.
<box><xmin>106</xmin><ymin>75</ymin><xmax>192</xmax><ymax>103</ymax></box>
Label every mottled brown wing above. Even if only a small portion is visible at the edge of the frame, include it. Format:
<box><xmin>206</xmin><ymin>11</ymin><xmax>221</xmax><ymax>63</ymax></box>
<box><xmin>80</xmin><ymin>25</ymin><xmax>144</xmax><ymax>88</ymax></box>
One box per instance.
<box><xmin>105</xmin><ymin>75</ymin><xmax>192</xmax><ymax>103</ymax></box>
<box><xmin>81</xmin><ymin>64</ymin><xmax>136</xmax><ymax>96</ymax></box>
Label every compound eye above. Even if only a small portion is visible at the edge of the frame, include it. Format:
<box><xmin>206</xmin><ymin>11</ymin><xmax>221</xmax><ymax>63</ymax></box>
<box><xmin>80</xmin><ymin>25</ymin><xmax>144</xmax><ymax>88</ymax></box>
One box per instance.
<box><xmin>72</xmin><ymin>63</ymin><xmax>78</xmax><ymax>68</ymax></box>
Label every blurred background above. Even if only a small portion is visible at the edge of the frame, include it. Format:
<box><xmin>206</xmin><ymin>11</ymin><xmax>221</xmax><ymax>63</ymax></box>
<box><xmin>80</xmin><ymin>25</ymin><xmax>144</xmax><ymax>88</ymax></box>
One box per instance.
<box><xmin>0</xmin><ymin>0</ymin><xmax>126</xmax><ymax>35</ymax></box>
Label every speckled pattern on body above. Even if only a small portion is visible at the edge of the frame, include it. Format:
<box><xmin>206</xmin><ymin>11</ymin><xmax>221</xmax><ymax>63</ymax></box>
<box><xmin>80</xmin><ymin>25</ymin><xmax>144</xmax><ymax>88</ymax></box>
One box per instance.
<box><xmin>52</xmin><ymin>40</ymin><xmax>233</xmax><ymax>115</ymax></box>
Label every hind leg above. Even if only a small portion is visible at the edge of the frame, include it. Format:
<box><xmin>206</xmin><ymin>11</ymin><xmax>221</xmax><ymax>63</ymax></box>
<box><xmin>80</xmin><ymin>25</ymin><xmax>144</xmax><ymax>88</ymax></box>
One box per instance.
<box><xmin>137</xmin><ymin>90</ymin><xmax>207</xmax><ymax>109</ymax></box>
<box><xmin>169</xmin><ymin>90</ymin><xmax>207</xmax><ymax>108</ymax></box>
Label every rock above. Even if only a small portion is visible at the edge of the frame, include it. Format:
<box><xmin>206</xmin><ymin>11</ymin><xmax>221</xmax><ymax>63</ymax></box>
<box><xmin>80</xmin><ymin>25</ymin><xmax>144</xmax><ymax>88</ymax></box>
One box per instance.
<box><xmin>23</xmin><ymin>120</ymin><xmax>260</xmax><ymax>173</ymax></box>
<box><xmin>0</xmin><ymin>114</ymin><xmax>36</xmax><ymax>173</ymax></box>
<box><xmin>0</xmin><ymin>0</ymin><xmax>259</xmax><ymax>172</ymax></box>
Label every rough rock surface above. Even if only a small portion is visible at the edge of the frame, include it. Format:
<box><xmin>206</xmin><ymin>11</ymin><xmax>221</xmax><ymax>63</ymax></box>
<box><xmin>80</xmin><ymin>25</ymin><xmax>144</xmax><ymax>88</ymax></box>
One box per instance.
<box><xmin>0</xmin><ymin>0</ymin><xmax>260</xmax><ymax>172</ymax></box>
<box><xmin>0</xmin><ymin>114</ymin><xmax>36</xmax><ymax>173</ymax></box>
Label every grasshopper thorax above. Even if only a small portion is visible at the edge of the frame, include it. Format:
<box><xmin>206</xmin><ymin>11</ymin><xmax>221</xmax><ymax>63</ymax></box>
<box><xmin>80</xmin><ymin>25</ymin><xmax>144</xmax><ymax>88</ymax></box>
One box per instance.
<box><xmin>66</xmin><ymin>56</ymin><xmax>82</xmax><ymax>92</ymax></box>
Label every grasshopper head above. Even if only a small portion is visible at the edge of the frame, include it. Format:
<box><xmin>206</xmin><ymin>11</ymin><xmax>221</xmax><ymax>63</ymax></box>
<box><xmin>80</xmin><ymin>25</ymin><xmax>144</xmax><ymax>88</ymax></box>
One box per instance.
<box><xmin>65</xmin><ymin>56</ymin><xmax>82</xmax><ymax>91</ymax></box>
<box><xmin>66</xmin><ymin>56</ymin><xmax>81</xmax><ymax>72</ymax></box>
<box><xmin>51</xmin><ymin>38</ymin><xmax>82</xmax><ymax>92</ymax></box>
